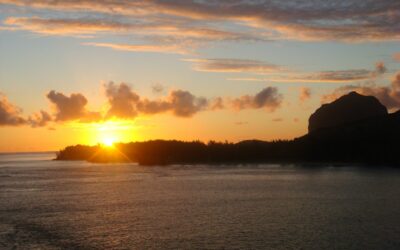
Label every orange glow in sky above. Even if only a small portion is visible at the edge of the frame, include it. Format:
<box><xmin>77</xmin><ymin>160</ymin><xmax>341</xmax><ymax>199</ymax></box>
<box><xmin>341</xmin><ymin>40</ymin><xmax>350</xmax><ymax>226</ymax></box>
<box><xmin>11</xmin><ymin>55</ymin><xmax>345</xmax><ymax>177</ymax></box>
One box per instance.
<box><xmin>1</xmin><ymin>1</ymin><xmax>399</xmax><ymax>152</ymax></box>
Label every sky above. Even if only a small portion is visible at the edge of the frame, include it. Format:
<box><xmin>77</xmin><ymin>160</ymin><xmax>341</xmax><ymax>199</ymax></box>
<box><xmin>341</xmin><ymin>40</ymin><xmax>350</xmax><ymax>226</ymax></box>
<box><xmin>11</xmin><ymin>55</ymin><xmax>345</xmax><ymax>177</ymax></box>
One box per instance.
<box><xmin>0</xmin><ymin>0</ymin><xmax>400</xmax><ymax>152</ymax></box>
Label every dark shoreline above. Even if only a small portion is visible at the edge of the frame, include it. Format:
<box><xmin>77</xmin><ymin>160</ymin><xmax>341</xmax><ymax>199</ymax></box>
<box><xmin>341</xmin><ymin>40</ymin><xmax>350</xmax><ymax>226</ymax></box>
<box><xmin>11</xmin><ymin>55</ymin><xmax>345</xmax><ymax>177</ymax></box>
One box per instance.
<box><xmin>54</xmin><ymin>138</ymin><xmax>400</xmax><ymax>167</ymax></box>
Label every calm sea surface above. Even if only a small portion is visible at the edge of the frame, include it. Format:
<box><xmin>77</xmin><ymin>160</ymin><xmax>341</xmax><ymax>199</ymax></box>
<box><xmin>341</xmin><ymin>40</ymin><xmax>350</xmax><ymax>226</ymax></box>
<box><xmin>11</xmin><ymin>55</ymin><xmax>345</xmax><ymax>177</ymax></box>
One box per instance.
<box><xmin>1</xmin><ymin>153</ymin><xmax>400</xmax><ymax>249</ymax></box>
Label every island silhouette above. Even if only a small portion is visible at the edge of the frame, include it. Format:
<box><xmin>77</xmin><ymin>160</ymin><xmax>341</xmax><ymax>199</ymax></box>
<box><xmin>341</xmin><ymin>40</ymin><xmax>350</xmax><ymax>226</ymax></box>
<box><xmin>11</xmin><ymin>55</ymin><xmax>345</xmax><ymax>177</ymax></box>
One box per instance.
<box><xmin>56</xmin><ymin>92</ymin><xmax>400</xmax><ymax>166</ymax></box>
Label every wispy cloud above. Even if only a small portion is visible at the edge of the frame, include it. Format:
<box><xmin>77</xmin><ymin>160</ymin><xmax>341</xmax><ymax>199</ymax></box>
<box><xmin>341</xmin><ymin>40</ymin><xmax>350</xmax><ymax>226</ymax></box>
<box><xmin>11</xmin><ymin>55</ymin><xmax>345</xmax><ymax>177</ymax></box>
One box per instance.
<box><xmin>3</xmin><ymin>17</ymin><xmax>131</xmax><ymax>37</ymax></box>
<box><xmin>230</xmin><ymin>62</ymin><xmax>387</xmax><ymax>83</ymax></box>
<box><xmin>184</xmin><ymin>58</ymin><xmax>283</xmax><ymax>74</ymax></box>
<box><xmin>84</xmin><ymin>42</ymin><xmax>189</xmax><ymax>55</ymax></box>
<box><xmin>1</xmin><ymin>0</ymin><xmax>399</xmax><ymax>42</ymax></box>
<box><xmin>3</xmin><ymin>16</ymin><xmax>258</xmax><ymax>42</ymax></box>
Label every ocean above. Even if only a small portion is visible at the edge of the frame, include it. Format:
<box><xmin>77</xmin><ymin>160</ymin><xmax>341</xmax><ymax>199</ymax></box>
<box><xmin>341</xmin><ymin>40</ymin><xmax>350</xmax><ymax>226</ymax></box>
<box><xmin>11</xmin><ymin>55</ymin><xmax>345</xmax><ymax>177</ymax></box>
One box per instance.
<box><xmin>1</xmin><ymin>152</ymin><xmax>400</xmax><ymax>249</ymax></box>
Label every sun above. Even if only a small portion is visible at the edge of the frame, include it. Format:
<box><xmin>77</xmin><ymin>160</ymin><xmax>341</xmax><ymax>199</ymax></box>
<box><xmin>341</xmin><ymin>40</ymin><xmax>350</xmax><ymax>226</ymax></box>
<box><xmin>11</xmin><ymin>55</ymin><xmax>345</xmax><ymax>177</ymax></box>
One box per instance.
<box><xmin>102</xmin><ymin>137</ymin><xmax>115</xmax><ymax>147</ymax></box>
<box><xmin>88</xmin><ymin>120</ymin><xmax>136</xmax><ymax>147</ymax></box>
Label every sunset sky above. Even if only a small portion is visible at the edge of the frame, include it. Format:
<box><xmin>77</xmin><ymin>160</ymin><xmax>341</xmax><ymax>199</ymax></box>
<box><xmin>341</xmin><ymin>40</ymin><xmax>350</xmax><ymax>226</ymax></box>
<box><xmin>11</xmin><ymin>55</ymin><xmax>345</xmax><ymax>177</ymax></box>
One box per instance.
<box><xmin>1</xmin><ymin>0</ymin><xmax>400</xmax><ymax>152</ymax></box>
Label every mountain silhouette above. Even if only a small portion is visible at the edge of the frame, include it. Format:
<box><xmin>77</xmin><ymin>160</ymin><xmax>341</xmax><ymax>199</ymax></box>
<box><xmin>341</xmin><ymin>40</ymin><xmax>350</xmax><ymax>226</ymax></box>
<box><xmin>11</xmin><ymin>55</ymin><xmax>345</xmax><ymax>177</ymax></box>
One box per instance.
<box><xmin>308</xmin><ymin>91</ymin><xmax>388</xmax><ymax>132</ymax></box>
<box><xmin>56</xmin><ymin>92</ymin><xmax>400</xmax><ymax>166</ymax></box>
<box><xmin>295</xmin><ymin>108</ymin><xmax>400</xmax><ymax>164</ymax></box>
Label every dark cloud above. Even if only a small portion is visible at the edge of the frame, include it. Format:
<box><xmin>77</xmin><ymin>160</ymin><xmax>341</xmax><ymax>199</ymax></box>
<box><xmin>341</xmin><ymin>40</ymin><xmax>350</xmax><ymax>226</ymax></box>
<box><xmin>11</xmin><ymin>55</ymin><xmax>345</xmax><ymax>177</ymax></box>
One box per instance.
<box><xmin>152</xmin><ymin>83</ymin><xmax>164</xmax><ymax>94</ymax></box>
<box><xmin>323</xmin><ymin>72</ymin><xmax>400</xmax><ymax>110</ymax></box>
<box><xmin>3</xmin><ymin>15</ymin><xmax>258</xmax><ymax>41</ymax></box>
<box><xmin>1</xmin><ymin>83</ymin><xmax>285</xmax><ymax>127</ymax></box>
<box><xmin>105</xmin><ymin>83</ymin><xmax>281</xmax><ymax>118</ymax></box>
<box><xmin>104</xmin><ymin>82</ymin><xmax>209</xmax><ymax>118</ymax></box>
<box><xmin>0</xmin><ymin>92</ymin><xmax>26</xmax><ymax>126</ymax></box>
<box><xmin>295</xmin><ymin>63</ymin><xmax>386</xmax><ymax>83</ymax></box>
<box><xmin>28</xmin><ymin>110</ymin><xmax>52</xmax><ymax>127</ymax></box>
<box><xmin>232</xmin><ymin>62</ymin><xmax>387</xmax><ymax>83</ymax></box>
<box><xmin>2</xmin><ymin>0</ymin><xmax>400</xmax><ymax>42</ymax></box>
<box><xmin>136</xmin><ymin>99</ymin><xmax>170</xmax><ymax>115</ymax></box>
<box><xmin>3</xmin><ymin>17</ymin><xmax>131</xmax><ymax>37</ymax></box>
<box><xmin>168</xmin><ymin>90</ymin><xmax>208</xmax><ymax>117</ymax></box>
<box><xmin>231</xmin><ymin>87</ymin><xmax>282</xmax><ymax>111</ymax></box>
<box><xmin>138</xmin><ymin>90</ymin><xmax>208</xmax><ymax>117</ymax></box>
<box><xmin>3</xmin><ymin>15</ymin><xmax>260</xmax><ymax>53</ymax></box>
<box><xmin>104</xmin><ymin>82</ymin><xmax>140</xmax><ymax>119</ymax></box>
<box><xmin>47</xmin><ymin>90</ymin><xmax>101</xmax><ymax>122</ymax></box>
<box><xmin>301</xmin><ymin>70</ymin><xmax>373</xmax><ymax>82</ymax></box>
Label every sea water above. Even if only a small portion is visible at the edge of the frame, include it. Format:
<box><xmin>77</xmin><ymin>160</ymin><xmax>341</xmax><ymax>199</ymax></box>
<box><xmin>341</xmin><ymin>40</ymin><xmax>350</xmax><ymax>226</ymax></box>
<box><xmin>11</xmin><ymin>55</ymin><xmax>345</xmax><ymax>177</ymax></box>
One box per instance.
<box><xmin>1</xmin><ymin>153</ymin><xmax>400</xmax><ymax>249</ymax></box>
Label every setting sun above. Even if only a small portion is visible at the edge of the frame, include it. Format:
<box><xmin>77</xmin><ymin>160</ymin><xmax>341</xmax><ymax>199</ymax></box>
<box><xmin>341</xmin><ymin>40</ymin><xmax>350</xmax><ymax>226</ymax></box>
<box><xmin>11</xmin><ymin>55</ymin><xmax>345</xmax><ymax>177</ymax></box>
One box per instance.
<box><xmin>84</xmin><ymin>120</ymin><xmax>138</xmax><ymax>147</ymax></box>
<box><xmin>102</xmin><ymin>137</ymin><xmax>115</xmax><ymax>147</ymax></box>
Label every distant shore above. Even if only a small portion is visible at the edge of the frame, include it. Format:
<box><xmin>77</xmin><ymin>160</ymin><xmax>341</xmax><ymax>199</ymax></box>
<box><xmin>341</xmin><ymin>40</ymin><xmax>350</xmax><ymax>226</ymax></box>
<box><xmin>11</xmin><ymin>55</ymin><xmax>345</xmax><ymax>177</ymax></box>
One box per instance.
<box><xmin>55</xmin><ymin>138</ymin><xmax>400</xmax><ymax>166</ymax></box>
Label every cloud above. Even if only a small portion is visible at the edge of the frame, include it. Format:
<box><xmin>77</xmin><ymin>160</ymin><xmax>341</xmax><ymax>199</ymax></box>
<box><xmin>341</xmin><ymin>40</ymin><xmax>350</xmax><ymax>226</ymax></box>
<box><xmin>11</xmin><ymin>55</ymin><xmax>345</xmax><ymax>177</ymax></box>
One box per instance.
<box><xmin>47</xmin><ymin>90</ymin><xmax>101</xmax><ymax>122</ymax></box>
<box><xmin>138</xmin><ymin>90</ymin><xmax>208</xmax><ymax>117</ymax></box>
<box><xmin>209</xmin><ymin>97</ymin><xmax>225</xmax><ymax>110</ymax></box>
<box><xmin>151</xmin><ymin>83</ymin><xmax>164</xmax><ymax>94</ymax></box>
<box><xmin>322</xmin><ymin>72</ymin><xmax>400</xmax><ymax>110</ymax></box>
<box><xmin>1</xmin><ymin>83</ymin><xmax>285</xmax><ymax>127</ymax></box>
<box><xmin>230</xmin><ymin>62</ymin><xmax>387</xmax><ymax>83</ymax></box>
<box><xmin>3</xmin><ymin>15</ymin><xmax>260</xmax><ymax>51</ymax></box>
<box><xmin>28</xmin><ymin>110</ymin><xmax>52</xmax><ymax>127</ymax></box>
<box><xmin>185</xmin><ymin>58</ymin><xmax>282</xmax><ymax>74</ymax></box>
<box><xmin>1</xmin><ymin>0</ymin><xmax>400</xmax><ymax>42</ymax></box>
<box><xmin>104</xmin><ymin>82</ymin><xmax>207</xmax><ymax>118</ymax></box>
<box><xmin>0</xmin><ymin>92</ymin><xmax>52</xmax><ymax>127</ymax></box>
<box><xmin>104</xmin><ymin>83</ymin><xmax>281</xmax><ymax>119</ymax></box>
<box><xmin>299</xmin><ymin>87</ymin><xmax>311</xmax><ymax>102</ymax></box>
<box><xmin>0</xmin><ymin>0</ymin><xmax>148</xmax><ymax>15</ymax></box>
<box><xmin>104</xmin><ymin>82</ymin><xmax>140</xmax><ymax>119</ymax></box>
<box><xmin>0</xmin><ymin>92</ymin><xmax>26</xmax><ymax>126</ymax></box>
<box><xmin>284</xmin><ymin>70</ymin><xmax>374</xmax><ymax>83</ymax></box>
<box><xmin>3</xmin><ymin>17</ymin><xmax>131</xmax><ymax>37</ymax></box>
<box><xmin>168</xmin><ymin>90</ymin><xmax>208</xmax><ymax>117</ymax></box>
<box><xmin>231</xmin><ymin>87</ymin><xmax>282</xmax><ymax>111</ymax></box>
<box><xmin>84</xmin><ymin>42</ymin><xmax>189</xmax><ymax>54</ymax></box>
